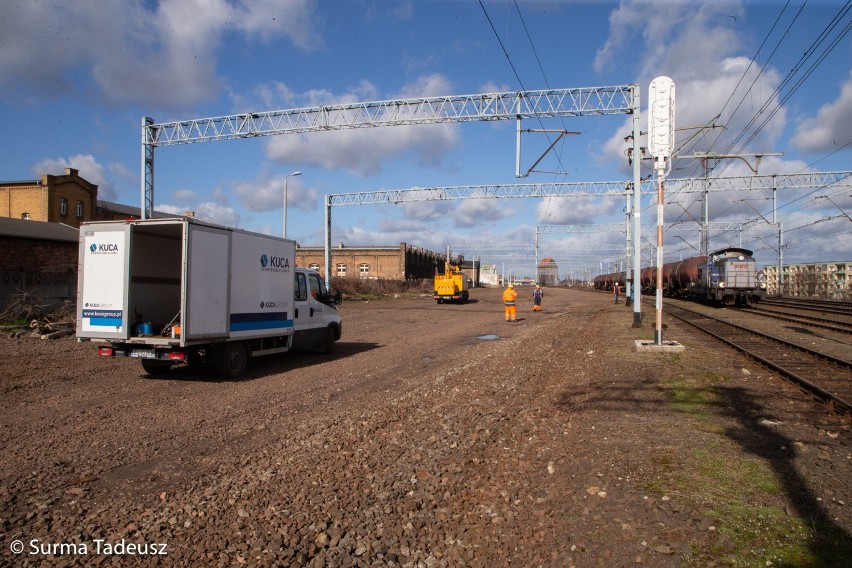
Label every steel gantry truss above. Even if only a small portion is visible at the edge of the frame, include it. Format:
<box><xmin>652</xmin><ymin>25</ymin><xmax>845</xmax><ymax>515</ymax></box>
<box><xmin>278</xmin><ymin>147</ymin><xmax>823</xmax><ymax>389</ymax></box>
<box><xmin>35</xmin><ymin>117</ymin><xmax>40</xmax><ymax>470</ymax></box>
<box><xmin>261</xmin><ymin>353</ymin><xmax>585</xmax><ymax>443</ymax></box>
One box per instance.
<box><xmin>327</xmin><ymin>172</ymin><xmax>852</xmax><ymax>207</ymax></box>
<box><xmin>324</xmin><ymin>171</ymin><xmax>850</xmax><ymax>293</ymax></box>
<box><xmin>140</xmin><ymin>85</ymin><xmax>634</xmax><ymax>217</ymax></box>
<box><xmin>140</xmin><ymin>83</ymin><xmax>642</xmax><ymax>314</ymax></box>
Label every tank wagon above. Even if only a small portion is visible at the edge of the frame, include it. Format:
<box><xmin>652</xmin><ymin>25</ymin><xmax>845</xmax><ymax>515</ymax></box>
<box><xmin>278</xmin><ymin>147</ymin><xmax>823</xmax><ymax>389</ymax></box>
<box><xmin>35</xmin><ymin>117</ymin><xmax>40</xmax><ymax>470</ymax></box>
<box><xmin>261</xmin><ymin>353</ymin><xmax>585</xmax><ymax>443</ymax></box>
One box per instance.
<box><xmin>593</xmin><ymin>248</ymin><xmax>764</xmax><ymax>306</ymax></box>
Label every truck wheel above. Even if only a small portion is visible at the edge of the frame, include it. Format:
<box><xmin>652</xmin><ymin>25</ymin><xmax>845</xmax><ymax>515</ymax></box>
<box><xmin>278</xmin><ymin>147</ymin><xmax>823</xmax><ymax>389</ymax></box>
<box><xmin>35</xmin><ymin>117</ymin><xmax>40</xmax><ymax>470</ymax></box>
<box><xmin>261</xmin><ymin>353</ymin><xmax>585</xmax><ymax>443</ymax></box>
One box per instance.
<box><xmin>141</xmin><ymin>359</ymin><xmax>172</xmax><ymax>376</ymax></box>
<box><xmin>215</xmin><ymin>342</ymin><xmax>248</xmax><ymax>378</ymax></box>
<box><xmin>314</xmin><ymin>326</ymin><xmax>335</xmax><ymax>355</ymax></box>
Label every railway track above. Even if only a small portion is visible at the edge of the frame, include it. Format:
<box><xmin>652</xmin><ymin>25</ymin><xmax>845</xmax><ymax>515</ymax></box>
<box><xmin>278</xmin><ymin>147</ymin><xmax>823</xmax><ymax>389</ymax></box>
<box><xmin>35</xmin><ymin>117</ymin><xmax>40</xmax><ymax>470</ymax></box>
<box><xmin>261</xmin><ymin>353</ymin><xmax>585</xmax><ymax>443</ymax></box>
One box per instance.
<box><xmin>761</xmin><ymin>297</ymin><xmax>852</xmax><ymax>317</ymax></box>
<box><xmin>664</xmin><ymin>303</ymin><xmax>852</xmax><ymax>414</ymax></box>
<box><xmin>732</xmin><ymin>305</ymin><xmax>852</xmax><ymax>335</ymax></box>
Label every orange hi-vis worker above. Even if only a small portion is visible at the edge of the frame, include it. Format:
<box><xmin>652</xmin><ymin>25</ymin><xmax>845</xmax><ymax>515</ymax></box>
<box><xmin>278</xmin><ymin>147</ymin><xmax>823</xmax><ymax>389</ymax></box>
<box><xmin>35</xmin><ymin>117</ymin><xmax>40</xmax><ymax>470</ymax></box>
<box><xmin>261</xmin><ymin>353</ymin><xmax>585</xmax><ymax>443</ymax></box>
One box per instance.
<box><xmin>503</xmin><ymin>283</ymin><xmax>518</xmax><ymax>322</ymax></box>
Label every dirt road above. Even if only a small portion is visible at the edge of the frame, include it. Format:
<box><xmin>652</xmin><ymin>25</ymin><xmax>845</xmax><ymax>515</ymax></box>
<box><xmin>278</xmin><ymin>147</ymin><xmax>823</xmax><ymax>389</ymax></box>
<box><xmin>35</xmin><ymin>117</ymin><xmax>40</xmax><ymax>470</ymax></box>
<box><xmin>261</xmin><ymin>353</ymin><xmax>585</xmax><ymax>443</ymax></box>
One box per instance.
<box><xmin>1</xmin><ymin>288</ymin><xmax>849</xmax><ymax>567</ymax></box>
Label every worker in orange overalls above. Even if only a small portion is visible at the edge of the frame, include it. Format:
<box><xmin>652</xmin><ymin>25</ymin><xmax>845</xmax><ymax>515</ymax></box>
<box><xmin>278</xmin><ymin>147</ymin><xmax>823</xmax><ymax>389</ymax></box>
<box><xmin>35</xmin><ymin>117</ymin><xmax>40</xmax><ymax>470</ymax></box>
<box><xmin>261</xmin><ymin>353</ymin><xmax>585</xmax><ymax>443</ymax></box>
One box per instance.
<box><xmin>533</xmin><ymin>285</ymin><xmax>543</xmax><ymax>312</ymax></box>
<box><xmin>613</xmin><ymin>282</ymin><xmax>620</xmax><ymax>304</ymax></box>
<box><xmin>503</xmin><ymin>283</ymin><xmax>518</xmax><ymax>322</ymax></box>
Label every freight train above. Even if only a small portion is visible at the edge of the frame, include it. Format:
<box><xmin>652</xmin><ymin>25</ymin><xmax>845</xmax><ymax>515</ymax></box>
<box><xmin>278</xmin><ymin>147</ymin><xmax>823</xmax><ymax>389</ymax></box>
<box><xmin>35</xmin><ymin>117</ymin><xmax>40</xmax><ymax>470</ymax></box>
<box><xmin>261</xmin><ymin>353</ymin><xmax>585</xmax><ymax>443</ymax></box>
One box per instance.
<box><xmin>593</xmin><ymin>247</ymin><xmax>765</xmax><ymax>306</ymax></box>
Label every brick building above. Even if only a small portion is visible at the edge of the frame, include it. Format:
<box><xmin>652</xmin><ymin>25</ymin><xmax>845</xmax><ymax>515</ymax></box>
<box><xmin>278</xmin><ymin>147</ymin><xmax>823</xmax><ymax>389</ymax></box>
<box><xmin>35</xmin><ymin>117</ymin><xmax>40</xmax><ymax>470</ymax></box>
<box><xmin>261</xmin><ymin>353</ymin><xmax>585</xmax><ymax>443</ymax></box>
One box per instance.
<box><xmin>537</xmin><ymin>257</ymin><xmax>559</xmax><ymax>286</ymax></box>
<box><xmin>0</xmin><ymin>168</ymin><xmax>174</xmax><ymax>228</ymax></box>
<box><xmin>296</xmin><ymin>243</ymin><xmax>448</xmax><ymax>280</ymax></box>
<box><xmin>0</xmin><ymin>168</ymin><xmax>100</xmax><ymax>228</ymax></box>
<box><xmin>0</xmin><ymin>169</ymin><xmax>183</xmax><ymax>311</ymax></box>
<box><xmin>0</xmin><ymin>217</ymin><xmax>79</xmax><ymax>310</ymax></box>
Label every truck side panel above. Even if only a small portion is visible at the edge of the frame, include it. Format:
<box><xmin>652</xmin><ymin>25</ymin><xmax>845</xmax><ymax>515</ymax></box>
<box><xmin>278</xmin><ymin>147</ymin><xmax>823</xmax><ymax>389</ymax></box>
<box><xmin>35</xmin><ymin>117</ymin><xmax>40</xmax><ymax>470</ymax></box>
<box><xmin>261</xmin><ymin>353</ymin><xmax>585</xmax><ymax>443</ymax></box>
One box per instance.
<box><xmin>185</xmin><ymin>225</ymin><xmax>230</xmax><ymax>339</ymax></box>
<box><xmin>228</xmin><ymin>232</ymin><xmax>295</xmax><ymax>339</ymax></box>
<box><xmin>77</xmin><ymin>225</ymin><xmax>130</xmax><ymax>339</ymax></box>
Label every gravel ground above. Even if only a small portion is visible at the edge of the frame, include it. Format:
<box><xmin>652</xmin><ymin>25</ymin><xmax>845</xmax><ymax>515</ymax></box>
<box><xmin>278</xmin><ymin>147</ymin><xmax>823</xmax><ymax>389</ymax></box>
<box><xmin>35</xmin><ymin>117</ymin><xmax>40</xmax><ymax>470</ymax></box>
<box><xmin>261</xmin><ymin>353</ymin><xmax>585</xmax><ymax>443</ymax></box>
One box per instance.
<box><xmin>0</xmin><ymin>288</ymin><xmax>849</xmax><ymax>567</ymax></box>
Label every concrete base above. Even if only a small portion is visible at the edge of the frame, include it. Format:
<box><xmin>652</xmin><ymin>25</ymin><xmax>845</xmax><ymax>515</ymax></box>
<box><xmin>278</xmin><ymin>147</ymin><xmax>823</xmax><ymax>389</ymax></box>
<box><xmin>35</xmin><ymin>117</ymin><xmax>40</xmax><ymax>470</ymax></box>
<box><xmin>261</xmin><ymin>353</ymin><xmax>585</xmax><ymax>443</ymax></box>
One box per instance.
<box><xmin>634</xmin><ymin>340</ymin><xmax>685</xmax><ymax>353</ymax></box>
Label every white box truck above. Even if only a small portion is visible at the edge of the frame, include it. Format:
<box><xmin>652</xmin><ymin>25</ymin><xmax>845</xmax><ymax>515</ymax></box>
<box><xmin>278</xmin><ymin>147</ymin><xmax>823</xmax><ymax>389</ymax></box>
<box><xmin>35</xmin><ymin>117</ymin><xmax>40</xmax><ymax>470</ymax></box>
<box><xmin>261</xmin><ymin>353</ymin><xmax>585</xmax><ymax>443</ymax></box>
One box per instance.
<box><xmin>76</xmin><ymin>218</ymin><xmax>342</xmax><ymax>378</ymax></box>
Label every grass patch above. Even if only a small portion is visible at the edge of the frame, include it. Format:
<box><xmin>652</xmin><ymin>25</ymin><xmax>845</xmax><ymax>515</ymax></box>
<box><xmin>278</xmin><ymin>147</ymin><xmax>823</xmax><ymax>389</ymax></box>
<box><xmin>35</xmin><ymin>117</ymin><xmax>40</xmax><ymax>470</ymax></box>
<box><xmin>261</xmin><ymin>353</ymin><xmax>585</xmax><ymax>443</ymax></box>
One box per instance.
<box><xmin>645</xmin><ymin>447</ymin><xmax>852</xmax><ymax>567</ymax></box>
<box><xmin>699</xmin><ymin>504</ymin><xmax>835</xmax><ymax>567</ymax></box>
<box><xmin>667</xmin><ymin>379</ymin><xmax>719</xmax><ymax>417</ymax></box>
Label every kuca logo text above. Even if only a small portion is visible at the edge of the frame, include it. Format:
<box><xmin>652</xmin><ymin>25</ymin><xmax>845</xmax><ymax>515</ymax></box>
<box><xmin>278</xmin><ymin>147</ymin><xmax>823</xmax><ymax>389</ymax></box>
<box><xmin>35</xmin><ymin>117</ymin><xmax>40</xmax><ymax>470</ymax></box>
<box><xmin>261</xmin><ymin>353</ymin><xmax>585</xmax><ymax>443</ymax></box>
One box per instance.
<box><xmin>259</xmin><ymin>254</ymin><xmax>289</xmax><ymax>269</ymax></box>
<box><xmin>90</xmin><ymin>243</ymin><xmax>119</xmax><ymax>253</ymax></box>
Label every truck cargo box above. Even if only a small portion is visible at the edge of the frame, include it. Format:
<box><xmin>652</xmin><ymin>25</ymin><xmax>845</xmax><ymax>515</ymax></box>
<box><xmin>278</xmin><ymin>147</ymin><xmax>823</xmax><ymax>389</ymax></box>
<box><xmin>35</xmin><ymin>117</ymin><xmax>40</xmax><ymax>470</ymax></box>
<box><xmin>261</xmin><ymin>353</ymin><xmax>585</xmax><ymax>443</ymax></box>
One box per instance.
<box><xmin>77</xmin><ymin>218</ymin><xmax>295</xmax><ymax>344</ymax></box>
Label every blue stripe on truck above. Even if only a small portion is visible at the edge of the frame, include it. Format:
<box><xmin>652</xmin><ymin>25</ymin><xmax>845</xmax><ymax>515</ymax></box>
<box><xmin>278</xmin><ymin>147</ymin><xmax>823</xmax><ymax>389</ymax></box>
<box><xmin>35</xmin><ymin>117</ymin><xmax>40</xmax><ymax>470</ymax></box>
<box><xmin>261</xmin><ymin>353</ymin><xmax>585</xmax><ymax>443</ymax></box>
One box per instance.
<box><xmin>230</xmin><ymin>311</ymin><xmax>293</xmax><ymax>331</ymax></box>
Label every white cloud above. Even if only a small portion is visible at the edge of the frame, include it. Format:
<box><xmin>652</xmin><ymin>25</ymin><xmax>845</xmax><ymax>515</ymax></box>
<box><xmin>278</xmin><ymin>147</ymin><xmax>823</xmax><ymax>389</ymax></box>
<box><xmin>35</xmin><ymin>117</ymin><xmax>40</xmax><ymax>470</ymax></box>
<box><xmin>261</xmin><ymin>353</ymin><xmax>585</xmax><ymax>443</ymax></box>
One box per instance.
<box><xmin>792</xmin><ymin>73</ymin><xmax>852</xmax><ymax>153</ymax></box>
<box><xmin>597</xmin><ymin>1</ymin><xmax>788</xmax><ymax>178</ymax></box>
<box><xmin>536</xmin><ymin>196</ymin><xmax>621</xmax><ymax>225</ymax></box>
<box><xmin>452</xmin><ymin>199</ymin><xmax>514</xmax><ymax>228</ymax></box>
<box><xmin>158</xmin><ymin>201</ymin><xmax>241</xmax><ymax>227</ymax></box>
<box><xmin>232</xmin><ymin>173</ymin><xmax>319</xmax><ymax>212</ymax></box>
<box><xmin>0</xmin><ymin>0</ymin><xmax>323</xmax><ymax>108</ymax></box>
<box><xmin>263</xmin><ymin>74</ymin><xmax>460</xmax><ymax>176</ymax></box>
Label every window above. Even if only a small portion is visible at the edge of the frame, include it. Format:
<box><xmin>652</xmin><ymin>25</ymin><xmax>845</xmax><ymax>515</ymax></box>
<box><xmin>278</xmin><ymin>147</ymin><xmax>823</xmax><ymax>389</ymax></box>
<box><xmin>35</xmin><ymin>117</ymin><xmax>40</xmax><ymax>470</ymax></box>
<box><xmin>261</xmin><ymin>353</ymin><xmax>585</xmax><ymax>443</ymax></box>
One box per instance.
<box><xmin>76</xmin><ymin>201</ymin><xmax>83</xmax><ymax>217</ymax></box>
<box><xmin>336</xmin><ymin>263</ymin><xmax>347</xmax><ymax>277</ymax></box>
<box><xmin>21</xmin><ymin>212</ymin><xmax>30</xmax><ymax>220</ymax></box>
<box><xmin>295</xmin><ymin>273</ymin><xmax>308</xmax><ymax>301</ymax></box>
<box><xmin>309</xmin><ymin>273</ymin><xmax>325</xmax><ymax>300</ymax></box>
<box><xmin>359</xmin><ymin>263</ymin><xmax>370</xmax><ymax>277</ymax></box>
<box><xmin>309</xmin><ymin>263</ymin><xmax>320</xmax><ymax>271</ymax></box>
<box><xmin>60</xmin><ymin>198</ymin><xmax>68</xmax><ymax>215</ymax></box>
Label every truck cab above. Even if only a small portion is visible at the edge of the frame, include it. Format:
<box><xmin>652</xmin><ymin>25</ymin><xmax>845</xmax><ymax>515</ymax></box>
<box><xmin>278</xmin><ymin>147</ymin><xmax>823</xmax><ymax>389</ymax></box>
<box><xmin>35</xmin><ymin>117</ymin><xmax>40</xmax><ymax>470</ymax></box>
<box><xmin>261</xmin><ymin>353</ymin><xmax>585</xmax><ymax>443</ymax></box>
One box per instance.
<box><xmin>293</xmin><ymin>268</ymin><xmax>342</xmax><ymax>352</ymax></box>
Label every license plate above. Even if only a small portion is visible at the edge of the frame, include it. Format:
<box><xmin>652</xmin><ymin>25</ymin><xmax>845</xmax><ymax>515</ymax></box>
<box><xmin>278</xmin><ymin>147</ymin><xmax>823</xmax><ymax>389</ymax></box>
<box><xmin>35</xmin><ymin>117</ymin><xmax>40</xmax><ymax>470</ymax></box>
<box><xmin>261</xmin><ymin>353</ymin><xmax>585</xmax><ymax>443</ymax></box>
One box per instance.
<box><xmin>129</xmin><ymin>349</ymin><xmax>156</xmax><ymax>359</ymax></box>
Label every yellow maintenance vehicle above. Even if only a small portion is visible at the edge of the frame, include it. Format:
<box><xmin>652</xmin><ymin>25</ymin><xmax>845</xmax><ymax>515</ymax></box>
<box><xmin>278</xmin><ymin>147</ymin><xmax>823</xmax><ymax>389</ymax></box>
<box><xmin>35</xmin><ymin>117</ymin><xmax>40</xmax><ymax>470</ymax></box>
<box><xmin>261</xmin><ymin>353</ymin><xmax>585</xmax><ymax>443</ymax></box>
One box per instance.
<box><xmin>433</xmin><ymin>261</ymin><xmax>469</xmax><ymax>304</ymax></box>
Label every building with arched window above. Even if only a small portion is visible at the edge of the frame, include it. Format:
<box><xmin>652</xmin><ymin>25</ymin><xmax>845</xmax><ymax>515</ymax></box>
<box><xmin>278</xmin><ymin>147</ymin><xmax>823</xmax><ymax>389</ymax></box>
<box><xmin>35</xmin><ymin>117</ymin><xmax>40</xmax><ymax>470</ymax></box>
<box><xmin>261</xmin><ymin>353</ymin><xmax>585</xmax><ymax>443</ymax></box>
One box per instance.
<box><xmin>296</xmin><ymin>242</ymin><xmax>449</xmax><ymax>281</ymax></box>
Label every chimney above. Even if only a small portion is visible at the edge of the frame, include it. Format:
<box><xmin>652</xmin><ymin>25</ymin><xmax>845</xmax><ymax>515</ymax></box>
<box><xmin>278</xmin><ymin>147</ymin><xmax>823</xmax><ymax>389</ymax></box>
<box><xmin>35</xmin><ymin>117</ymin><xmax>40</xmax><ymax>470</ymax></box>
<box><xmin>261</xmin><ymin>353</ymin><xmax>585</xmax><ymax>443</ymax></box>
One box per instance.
<box><xmin>184</xmin><ymin>211</ymin><xmax>196</xmax><ymax>217</ymax></box>
<box><xmin>339</xmin><ymin>241</ymin><xmax>344</xmax><ymax>249</ymax></box>
<box><xmin>64</xmin><ymin>168</ymin><xmax>79</xmax><ymax>177</ymax></box>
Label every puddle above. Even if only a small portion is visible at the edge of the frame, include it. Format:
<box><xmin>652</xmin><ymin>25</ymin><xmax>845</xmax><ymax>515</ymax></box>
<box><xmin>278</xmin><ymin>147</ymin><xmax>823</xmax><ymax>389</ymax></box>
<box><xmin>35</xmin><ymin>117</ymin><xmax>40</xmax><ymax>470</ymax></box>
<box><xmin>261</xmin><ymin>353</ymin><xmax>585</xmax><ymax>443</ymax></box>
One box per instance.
<box><xmin>476</xmin><ymin>334</ymin><xmax>500</xmax><ymax>340</ymax></box>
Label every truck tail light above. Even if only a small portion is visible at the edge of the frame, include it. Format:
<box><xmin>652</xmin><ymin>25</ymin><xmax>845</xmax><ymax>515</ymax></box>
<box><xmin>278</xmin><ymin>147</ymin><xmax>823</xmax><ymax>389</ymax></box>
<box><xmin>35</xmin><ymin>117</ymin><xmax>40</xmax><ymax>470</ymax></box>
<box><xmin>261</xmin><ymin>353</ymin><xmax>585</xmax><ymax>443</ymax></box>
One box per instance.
<box><xmin>167</xmin><ymin>351</ymin><xmax>186</xmax><ymax>361</ymax></box>
<box><xmin>98</xmin><ymin>346</ymin><xmax>114</xmax><ymax>356</ymax></box>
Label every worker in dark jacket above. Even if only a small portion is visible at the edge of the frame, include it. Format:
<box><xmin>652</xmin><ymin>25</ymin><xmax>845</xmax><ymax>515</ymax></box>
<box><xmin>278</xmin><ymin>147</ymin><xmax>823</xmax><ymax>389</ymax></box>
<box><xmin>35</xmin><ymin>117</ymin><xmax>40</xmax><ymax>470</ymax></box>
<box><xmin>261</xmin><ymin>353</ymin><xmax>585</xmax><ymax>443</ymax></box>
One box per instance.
<box><xmin>503</xmin><ymin>283</ymin><xmax>517</xmax><ymax>322</ymax></box>
<box><xmin>533</xmin><ymin>285</ymin><xmax>543</xmax><ymax>312</ymax></box>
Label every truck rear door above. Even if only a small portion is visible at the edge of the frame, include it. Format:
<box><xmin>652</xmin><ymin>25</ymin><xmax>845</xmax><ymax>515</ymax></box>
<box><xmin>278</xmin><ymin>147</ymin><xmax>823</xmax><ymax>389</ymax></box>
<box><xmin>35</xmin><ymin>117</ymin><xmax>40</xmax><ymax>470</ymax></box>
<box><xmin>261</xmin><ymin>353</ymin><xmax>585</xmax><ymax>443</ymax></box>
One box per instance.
<box><xmin>77</xmin><ymin>224</ymin><xmax>131</xmax><ymax>340</ymax></box>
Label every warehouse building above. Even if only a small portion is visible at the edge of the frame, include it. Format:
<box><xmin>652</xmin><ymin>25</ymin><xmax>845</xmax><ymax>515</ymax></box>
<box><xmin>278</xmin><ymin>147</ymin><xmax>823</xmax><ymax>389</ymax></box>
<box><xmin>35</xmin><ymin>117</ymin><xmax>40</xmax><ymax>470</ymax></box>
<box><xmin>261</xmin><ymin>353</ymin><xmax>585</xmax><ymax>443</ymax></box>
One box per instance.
<box><xmin>296</xmin><ymin>243</ymin><xmax>450</xmax><ymax>281</ymax></box>
<box><xmin>0</xmin><ymin>217</ymin><xmax>79</xmax><ymax>310</ymax></box>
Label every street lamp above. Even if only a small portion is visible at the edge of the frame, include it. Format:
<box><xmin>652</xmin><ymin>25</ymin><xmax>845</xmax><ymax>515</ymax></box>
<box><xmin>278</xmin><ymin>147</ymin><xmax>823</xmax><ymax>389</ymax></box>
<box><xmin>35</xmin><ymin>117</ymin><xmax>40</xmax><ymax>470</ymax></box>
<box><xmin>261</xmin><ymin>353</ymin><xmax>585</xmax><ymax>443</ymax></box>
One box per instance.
<box><xmin>283</xmin><ymin>171</ymin><xmax>302</xmax><ymax>238</ymax></box>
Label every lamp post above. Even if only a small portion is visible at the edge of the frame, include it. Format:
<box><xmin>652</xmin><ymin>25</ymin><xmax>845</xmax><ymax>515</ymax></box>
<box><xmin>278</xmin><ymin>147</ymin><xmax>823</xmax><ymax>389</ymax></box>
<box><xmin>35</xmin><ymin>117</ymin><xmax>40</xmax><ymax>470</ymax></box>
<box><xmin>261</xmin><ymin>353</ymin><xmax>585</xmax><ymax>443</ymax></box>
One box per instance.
<box><xmin>283</xmin><ymin>171</ymin><xmax>302</xmax><ymax>238</ymax></box>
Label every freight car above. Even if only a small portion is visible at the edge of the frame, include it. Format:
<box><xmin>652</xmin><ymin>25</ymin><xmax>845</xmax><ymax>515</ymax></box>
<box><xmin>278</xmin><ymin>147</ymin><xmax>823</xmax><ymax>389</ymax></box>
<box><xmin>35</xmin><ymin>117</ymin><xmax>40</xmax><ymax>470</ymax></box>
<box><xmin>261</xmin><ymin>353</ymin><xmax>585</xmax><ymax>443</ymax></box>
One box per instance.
<box><xmin>593</xmin><ymin>248</ymin><xmax>764</xmax><ymax>306</ymax></box>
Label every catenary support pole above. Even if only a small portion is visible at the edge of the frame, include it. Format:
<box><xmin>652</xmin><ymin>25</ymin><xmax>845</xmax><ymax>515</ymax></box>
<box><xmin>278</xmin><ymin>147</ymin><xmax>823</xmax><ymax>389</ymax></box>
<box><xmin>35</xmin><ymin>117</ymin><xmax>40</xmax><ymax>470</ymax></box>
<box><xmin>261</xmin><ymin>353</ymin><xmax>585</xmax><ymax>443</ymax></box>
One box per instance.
<box><xmin>141</xmin><ymin>117</ymin><xmax>155</xmax><ymax>220</ymax></box>
<box><xmin>631</xmin><ymin>85</ymin><xmax>643</xmax><ymax>327</ymax></box>
<box><xmin>655</xmin><ymin>180</ymin><xmax>665</xmax><ymax>344</ymax></box>
<box><xmin>324</xmin><ymin>196</ymin><xmax>332</xmax><ymax>291</ymax></box>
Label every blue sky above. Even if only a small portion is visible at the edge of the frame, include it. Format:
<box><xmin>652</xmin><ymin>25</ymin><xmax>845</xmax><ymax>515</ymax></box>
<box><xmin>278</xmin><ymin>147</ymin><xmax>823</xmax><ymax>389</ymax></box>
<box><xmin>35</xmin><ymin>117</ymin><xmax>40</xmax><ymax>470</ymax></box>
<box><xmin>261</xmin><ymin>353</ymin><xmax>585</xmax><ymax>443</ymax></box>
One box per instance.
<box><xmin>1</xmin><ymin>0</ymin><xmax>850</xmax><ymax>279</ymax></box>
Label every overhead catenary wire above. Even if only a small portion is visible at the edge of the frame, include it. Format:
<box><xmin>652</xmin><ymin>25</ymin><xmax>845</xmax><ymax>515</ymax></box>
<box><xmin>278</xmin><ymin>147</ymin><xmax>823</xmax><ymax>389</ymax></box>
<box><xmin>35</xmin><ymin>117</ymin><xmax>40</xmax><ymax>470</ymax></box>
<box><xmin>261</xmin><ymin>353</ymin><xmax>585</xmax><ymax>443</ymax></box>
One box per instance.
<box><xmin>478</xmin><ymin>0</ymin><xmax>576</xmax><ymax>225</ymax></box>
<box><xmin>669</xmin><ymin>2</ymin><xmax>852</xmax><ymax>259</ymax></box>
